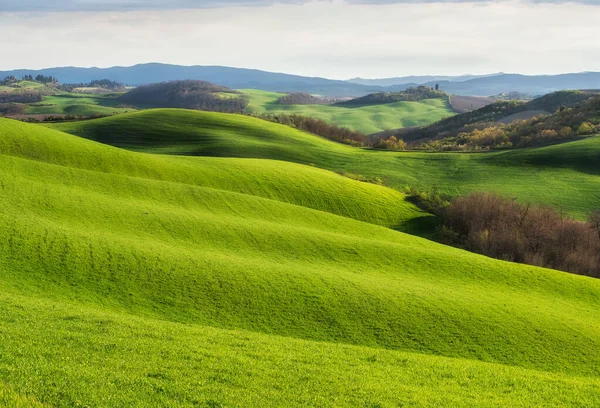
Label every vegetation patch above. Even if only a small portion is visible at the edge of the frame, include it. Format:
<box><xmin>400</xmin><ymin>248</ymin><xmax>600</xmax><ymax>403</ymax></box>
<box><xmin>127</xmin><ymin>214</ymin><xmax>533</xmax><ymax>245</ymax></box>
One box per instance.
<box><xmin>119</xmin><ymin>80</ymin><xmax>248</xmax><ymax>113</ymax></box>
<box><xmin>416</xmin><ymin>95</ymin><xmax>600</xmax><ymax>150</ymax></box>
<box><xmin>439</xmin><ymin>193</ymin><xmax>600</xmax><ymax>278</ymax></box>
<box><xmin>394</xmin><ymin>90</ymin><xmax>597</xmax><ymax>143</ymax></box>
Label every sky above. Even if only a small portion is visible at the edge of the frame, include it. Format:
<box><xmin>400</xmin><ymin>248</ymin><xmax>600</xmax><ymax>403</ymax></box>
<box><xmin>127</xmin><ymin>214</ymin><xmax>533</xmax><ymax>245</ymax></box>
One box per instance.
<box><xmin>0</xmin><ymin>0</ymin><xmax>599</xmax><ymax>79</ymax></box>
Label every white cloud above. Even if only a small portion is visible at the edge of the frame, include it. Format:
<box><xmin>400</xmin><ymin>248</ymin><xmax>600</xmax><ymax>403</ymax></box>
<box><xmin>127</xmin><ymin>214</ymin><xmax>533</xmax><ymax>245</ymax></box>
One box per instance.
<box><xmin>0</xmin><ymin>1</ymin><xmax>599</xmax><ymax>78</ymax></box>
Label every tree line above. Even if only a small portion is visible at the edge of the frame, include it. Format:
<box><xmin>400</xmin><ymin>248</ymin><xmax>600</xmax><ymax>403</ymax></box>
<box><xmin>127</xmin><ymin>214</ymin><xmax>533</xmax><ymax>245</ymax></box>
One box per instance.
<box><xmin>255</xmin><ymin>113</ymin><xmax>369</xmax><ymax>146</ymax></box>
<box><xmin>3</xmin><ymin>75</ymin><xmax>58</xmax><ymax>84</ymax></box>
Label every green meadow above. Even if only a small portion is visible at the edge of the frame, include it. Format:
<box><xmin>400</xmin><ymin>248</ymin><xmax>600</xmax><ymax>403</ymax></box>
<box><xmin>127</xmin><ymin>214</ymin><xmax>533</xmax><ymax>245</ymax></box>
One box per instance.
<box><xmin>239</xmin><ymin>89</ymin><xmax>455</xmax><ymax>134</ymax></box>
<box><xmin>51</xmin><ymin>109</ymin><xmax>600</xmax><ymax>218</ymax></box>
<box><xmin>25</xmin><ymin>93</ymin><xmax>134</xmax><ymax>116</ymax></box>
<box><xmin>2</xmin><ymin>114</ymin><xmax>600</xmax><ymax>406</ymax></box>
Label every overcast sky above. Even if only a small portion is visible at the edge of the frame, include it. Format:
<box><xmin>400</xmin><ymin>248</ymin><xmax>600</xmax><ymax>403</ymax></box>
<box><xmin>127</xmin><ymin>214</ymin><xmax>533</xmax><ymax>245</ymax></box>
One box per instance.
<box><xmin>1</xmin><ymin>0</ymin><xmax>599</xmax><ymax>79</ymax></box>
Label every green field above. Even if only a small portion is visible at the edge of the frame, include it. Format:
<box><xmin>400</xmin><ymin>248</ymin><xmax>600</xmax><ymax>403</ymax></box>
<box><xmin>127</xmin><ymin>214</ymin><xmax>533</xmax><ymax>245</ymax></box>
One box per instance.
<box><xmin>239</xmin><ymin>89</ymin><xmax>455</xmax><ymax>134</ymax></box>
<box><xmin>50</xmin><ymin>109</ymin><xmax>600</xmax><ymax>219</ymax></box>
<box><xmin>2</xmin><ymin>115</ymin><xmax>600</xmax><ymax>406</ymax></box>
<box><xmin>25</xmin><ymin>93</ymin><xmax>134</xmax><ymax>116</ymax></box>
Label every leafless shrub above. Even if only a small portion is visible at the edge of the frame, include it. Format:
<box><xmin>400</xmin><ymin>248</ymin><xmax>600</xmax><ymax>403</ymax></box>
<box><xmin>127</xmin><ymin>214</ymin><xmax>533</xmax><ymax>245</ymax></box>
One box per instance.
<box><xmin>441</xmin><ymin>193</ymin><xmax>600</xmax><ymax>278</ymax></box>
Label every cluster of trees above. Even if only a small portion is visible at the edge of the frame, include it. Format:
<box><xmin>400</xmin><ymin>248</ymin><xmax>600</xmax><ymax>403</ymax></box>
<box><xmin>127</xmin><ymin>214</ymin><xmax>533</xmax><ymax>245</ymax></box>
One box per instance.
<box><xmin>2</xmin><ymin>76</ymin><xmax>19</xmax><ymax>84</ymax></box>
<box><xmin>438</xmin><ymin>193</ymin><xmax>600</xmax><ymax>278</ymax></box>
<box><xmin>16</xmin><ymin>113</ymin><xmax>114</xmax><ymax>123</ymax></box>
<box><xmin>416</xmin><ymin>96</ymin><xmax>600</xmax><ymax>151</ymax></box>
<box><xmin>60</xmin><ymin>79</ymin><xmax>125</xmax><ymax>92</ymax></box>
<box><xmin>0</xmin><ymin>90</ymin><xmax>42</xmax><ymax>104</ymax></box>
<box><xmin>14</xmin><ymin>74</ymin><xmax>58</xmax><ymax>84</ymax></box>
<box><xmin>119</xmin><ymin>80</ymin><xmax>248</xmax><ymax>113</ymax></box>
<box><xmin>256</xmin><ymin>113</ymin><xmax>369</xmax><ymax>146</ymax></box>
<box><xmin>0</xmin><ymin>103</ymin><xmax>26</xmax><ymax>116</ymax></box>
<box><xmin>338</xmin><ymin>86</ymin><xmax>447</xmax><ymax>106</ymax></box>
<box><xmin>276</xmin><ymin>92</ymin><xmax>330</xmax><ymax>105</ymax></box>
<box><xmin>373</xmin><ymin>135</ymin><xmax>407</xmax><ymax>150</ymax></box>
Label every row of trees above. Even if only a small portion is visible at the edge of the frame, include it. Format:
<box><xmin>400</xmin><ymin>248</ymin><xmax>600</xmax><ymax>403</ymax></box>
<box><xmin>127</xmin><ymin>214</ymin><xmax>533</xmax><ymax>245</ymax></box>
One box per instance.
<box><xmin>438</xmin><ymin>193</ymin><xmax>600</xmax><ymax>278</ymax></box>
<box><xmin>8</xmin><ymin>74</ymin><xmax>58</xmax><ymax>84</ymax></box>
<box><xmin>256</xmin><ymin>113</ymin><xmax>369</xmax><ymax>146</ymax></box>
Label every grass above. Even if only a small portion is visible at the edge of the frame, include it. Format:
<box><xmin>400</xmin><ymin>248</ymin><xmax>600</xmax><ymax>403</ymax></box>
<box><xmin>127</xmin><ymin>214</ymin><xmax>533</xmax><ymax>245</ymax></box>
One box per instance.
<box><xmin>2</xmin><ymin>291</ymin><xmax>600</xmax><ymax>408</ymax></box>
<box><xmin>3</xmin><ymin>117</ymin><xmax>600</xmax><ymax>405</ymax></box>
<box><xmin>239</xmin><ymin>89</ymin><xmax>455</xmax><ymax>134</ymax></box>
<box><xmin>25</xmin><ymin>93</ymin><xmax>134</xmax><ymax>116</ymax></box>
<box><xmin>50</xmin><ymin>109</ymin><xmax>600</xmax><ymax>219</ymax></box>
<box><xmin>4</xmin><ymin>118</ymin><xmax>428</xmax><ymax>231</ymax></box>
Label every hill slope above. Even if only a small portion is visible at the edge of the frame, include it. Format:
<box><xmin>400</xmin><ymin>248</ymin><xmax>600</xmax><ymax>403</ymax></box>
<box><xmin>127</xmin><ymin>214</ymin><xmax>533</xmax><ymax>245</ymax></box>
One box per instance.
<box><xmin>119</xmin><ymin>80</ymin><xmax>248</xmax><ymax>113</ymax></box>
<box><xmin>1</xmin><ymin>118</ymin><xmax>600</xmax><ymax>405</ymax></box>
<box><xmin>395</xmin><ymin>90</ymin><xmax>598</xmax><ymax>142</ymax></box>
<box><xmin>241</xmin><ymin>89</ymin><xmax>454</xmax><ymax>133</ymax></box>
<box><xmin>50</xmin><ymin>109</ymin><xmax>600</xmax><ymax>218</ymax></box>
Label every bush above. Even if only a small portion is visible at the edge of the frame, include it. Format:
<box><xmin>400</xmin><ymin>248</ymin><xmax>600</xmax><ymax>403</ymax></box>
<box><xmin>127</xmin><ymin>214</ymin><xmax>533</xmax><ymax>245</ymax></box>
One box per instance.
<box><xmin>404</xmin><ymin>187</ymin><xmax>450</xmax><ymax>215</ymax></box>
<box><xmin>578</xmin><ymin>122</ymin><xmax>596</xmax><ymax>135</ymax></box>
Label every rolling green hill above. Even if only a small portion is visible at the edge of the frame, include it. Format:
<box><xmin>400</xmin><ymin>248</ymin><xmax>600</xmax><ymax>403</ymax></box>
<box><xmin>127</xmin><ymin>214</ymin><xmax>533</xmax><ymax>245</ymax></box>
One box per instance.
<box><xmin>240</xmin><ymin>89</ymin><xmax>454</xmax><ymax>134</ymax></box>
<box><xmin>25</xmin><ymin>93</ymin><xmax>133</xmax><ymax>116</ymax></box>
<box><xmin>50</xmin><ymin>109</ymin><xmax>600</xmax><ymax>219</ymax></box>
<box><xmin>2</xmin><ymin>117</ymin><xmax>600</xmax><ymax>406</ymax></box>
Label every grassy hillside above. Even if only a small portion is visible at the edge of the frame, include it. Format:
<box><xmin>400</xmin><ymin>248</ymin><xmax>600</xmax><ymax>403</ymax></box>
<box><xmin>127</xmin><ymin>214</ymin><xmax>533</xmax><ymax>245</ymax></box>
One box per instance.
<box><xmin>25</xmin><ymin>93</ymin><xmax>133</xmax><ymax>116</ymax></box>
<box><xmin>50</xmin><ymin>109</ymin><xmax>600</xmax><ymax>219</ymax></box>
<box><xmin>2</xmin><ymin>117</ymin><xmax>600</xmax><ymax>405</ymax></box>
<box><xmin>2</xmin><ymin>292</ymin><xmax>600</xmax><ymax>407</ymax></box>
<box><xmin>2</xmin><ymin>119</ymin><xmax>427</xmax><ymax>231</ymax></box>
<box><xmin>240</xmin><ymin>89</ymin><xmax>454</xmax><ymax>134</ymax></box>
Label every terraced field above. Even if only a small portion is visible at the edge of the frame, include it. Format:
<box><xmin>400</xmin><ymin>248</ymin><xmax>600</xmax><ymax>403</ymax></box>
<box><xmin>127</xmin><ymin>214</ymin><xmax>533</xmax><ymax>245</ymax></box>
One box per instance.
<box><xmin>51</xmin><ymin>109</ymin><xmax>600</xmax><ymax>218</ymax></box>
<box><xmin>2</xmin><ymin>115</ymin><xmax>600</xmax><ymax>406</ymax></box>
<box><xmin>240</xmin><ymin>89</ymin><xmax>455</xmax><ymax>134</ymax></box>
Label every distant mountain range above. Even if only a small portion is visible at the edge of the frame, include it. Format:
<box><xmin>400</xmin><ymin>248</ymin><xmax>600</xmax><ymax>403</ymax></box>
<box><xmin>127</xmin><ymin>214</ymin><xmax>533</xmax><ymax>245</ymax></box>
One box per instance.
<box><xmin>347</xmin><ymin>74</ymin><xmax>503</xmax><ymax>87</ymax></box>
<box><xmin>1</xmin><ymin>64</ymin><xmax>599</xmax><ymax>97</ymax></box>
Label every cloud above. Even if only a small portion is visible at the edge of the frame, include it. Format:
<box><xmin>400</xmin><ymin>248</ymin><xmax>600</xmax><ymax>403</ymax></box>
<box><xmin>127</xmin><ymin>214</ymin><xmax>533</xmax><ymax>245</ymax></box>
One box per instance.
<box><xmin>0</xmin><ymin>1</ymin><xmax>598</xmax><ymax>78</ymax></box>
<box><xmin>1</xmin><ymin>0</ymin><xmax>597</xmax><ymax>12</ymax></box>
